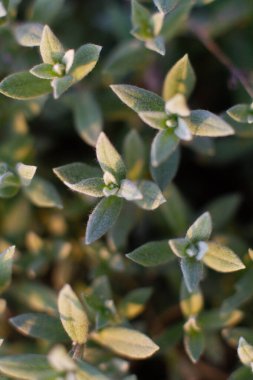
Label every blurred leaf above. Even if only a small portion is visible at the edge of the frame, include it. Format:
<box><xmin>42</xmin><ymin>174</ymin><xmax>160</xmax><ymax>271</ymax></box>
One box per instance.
<box><xmin>0</xmin><ymin>72</ymin><xmax>51</xmax><ymax>100</ymax></box>
<box><xmin>203</xmin><ymin>243</ymin><xmax>245</xmax><ymax>273</ymax></box>
<box><xmin>126</xmin><ymin>240</ymin><xmax>174</xmax><ymax>267</ymax></box>
<box><xmin>25</xmin><ymin>177</ymin><xmax>63</xmax><ymax>209</ymax></box>
<box><xmin>14</xmin><ymin>22</ymin><xmax>43</xmax><ymax>47</ymax></box>
<box><xmin>92</xmin><ymin>327</ymin><xmax>159</xmax><ymax>359</ymax></box>
<box><xmin>162</xmin><ymin>54</ymin><xmax>196</xmax><ymax>101</ymax></box>
<box><xmin>9</xmin><ymin>313</ymin><xmax>68</xmax><ymax>342</ymax></box>
<box><xmin>58</xmin><ymin>284</ymin><xmax>89</xmax><ymax>344</ymax></box>
<box><xmin>0</xmin><ymin>246</ymin><xmax>15</xmax><ymax>293</ymax></box>
<box><xmin>134</xmin><ymin>180</ymin><xmax>166</xmax><ymax>210</ymax></box>
<box><xmin>119</xmin><ymin>287</ymin><xmax>152</xmax><ymax>319</ymax></box>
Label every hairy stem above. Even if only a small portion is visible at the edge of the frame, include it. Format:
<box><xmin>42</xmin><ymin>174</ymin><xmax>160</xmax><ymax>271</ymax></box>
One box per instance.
<box><xmin>189</xmin><ymin>22</ymin><xmax>253</xmax><ymax>99</ymax></box>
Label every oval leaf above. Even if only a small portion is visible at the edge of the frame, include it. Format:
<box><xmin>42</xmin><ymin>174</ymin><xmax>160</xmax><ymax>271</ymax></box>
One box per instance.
<box><xmin>126</xmin><ymin>240</ymin><xmax>174</xmax><ymax>267</ymax></box>
<box><xmin>203</xmin><ymin>243</ymin><xmax>245</xmax><ymax>273</ymax></box>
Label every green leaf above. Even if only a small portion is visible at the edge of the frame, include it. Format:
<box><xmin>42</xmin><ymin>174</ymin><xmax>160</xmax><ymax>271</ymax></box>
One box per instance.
<box><xmin>0</xmin><ymin>355</ymin><xmax>58</xmax><ymax>380</ymax></box>
<box><xmin>123</xmin><ymin>130</ymin><xmax>145</xmax><ymax>180</ymax></box>
<box><xmin>184</xmin><ymin>319</ymin><xmax>205</xmax><ymax>363</ymax></box>
<box><xmin>221</xmin><ymin>268</ymin><xmax>253</xmax><ymax>314</ymax></box>
<box><xmin>69</xmin><ymin>44</ymin><xmax>102</xmax><ymax>82</ymax></box>
<box><xmin>30</xmin><ymin>64</ymin><xmax>56</xmax><ymax>79</ymax></box>
<box><xmin>25</xmin><ymin>177</ymin><xmax>63</xmax><ymax>209</ymax></box>
<box><xmin>9</xmin><ymin>313</ymin><xmax>68</xmax><ymax>343</ymax></box>
<box><xmin>151</xmin><ymin>148</ymin><xmax>180</xmax><ymax>191</ymax></box>
<box><xmin>154</xmin><ymin>0</ymin><xmax>179</xmax><ymax>14</ymax></box>
<box><xmin>118</xmin><ymin>179</ymin><xmax>143</xmax><ymax>201</ymax></box>
<box><xmin>145</xmin><ymin>36</ymin><xmax>165</xmax><ymax>56</ymax></box>
<box><xmin>92</xmin><ymin>326</ymin><xmax>159</xmax><ymax>359</ymax></box>
<box><xmin>238</xmin><ymin>337</ymin><xmax>253</xmax><ymax>367</ymax></box>
<box><xmin>162</xmin><ymin>54</ymin><xmax>196</xmax><ymax>101</ymax></box>
<box><xmin>186</xmin><ymin>212</ymin><xmax>212</xmax><ymax>242</ymax></box>
<box><xmin>118</xmin><ymin>287</ymin><xmax>152</xmax><ymax>319</ymax></box>
<box><xmin>169</xmin><ymin>238</ymin><xmax>189</xmax><ymax>258</ymax></box>
<box><xmin>227</xmin><ymin>104</ymin><xmax>252</xmax><ymax>124</ymax></box>
<box><xmin>73</xmin><ymin>92</ymin><xmax>103</xmax><ymax>147</ymax></box>
<box><xmin>48</xmin><ymin>345</ymin><xmax>76</xmax><ymax>372</ymax></box>
<box><xmin>14</xmin><ymin>22</ymin><xmax>43</xmax><ymax>47</ymax></box>
<box><xmin>0</xmin><ymin>71</ymin><xmax>51</xmax><ymax>100</ymax></box>
<box><xmin>0</xmin><ymin>171</ymin><xmax>20</xmax><ymax>198</ymax></box>
<box><xmin>53</xmin><ymin>162</ymin><xmax>101</xmax><ymax>187</ymax></box>
<box><xmin>51</xmin><ymin>75</ymin><xmax>74</xmax><ymax>99</ymax></box>
<box><xmin>16</xmin><ymin>163</ymin><xmax>37</xmax><ymax>187</ymax></box>
<box><xmin>96</xmin><ymin>132</ymin><xmax>126</xmax><ymax>181</ymax></box>
<box><xmin>0</xmin><ymin>1</ymin><xmax>7</xmax><ymax>18</ymax></box>
<box><xmin>180</xmin><ymin>257</ymin><xmax>203</xmax><ymax>292</ymax></box>
<box><xmin>134</xmin><ymin>180</ymin><xmax>166</xmax><ymax>210</ymax></box>
<box><xmin>131</xmin><ymin>0</ymin><xmax>154</xmax><ymax>41</ymax></box>
<box><xmin>40</xmin><ymin>25</ymin><xmax>64</xmax><ymax>64</ymax></box>
<box><xmin>188</xmin><ymin>110</ymin><xmax>234</xmax><ymax>137</ymax></box>
<box><xmin>151</xmin><ymin>129</ymin><xmax>179</xmax><ymax>167</ymax></box>
<box><xmin>180</xmin><ymin>283</ymin><xmax>203</xmax><ymax>318</ymax></box>
<box><xmin>85</xmin><ymin>196</ymin><xmax>123</xmax><ymax>244</ymax></box>
<box><xmin>64</xmin><ymin>177</ymin><xmax>104</xmax><ymax>197</ymax></box>
<box><xmin>110</xmin><ymin>84</ymin><xmax>165</xmax><ymax>113</ymax></box>
<box><xmin>139</xmin><ymin>111</ymin><xmax>168</xmax><ymax>129</ymax></box>
<box><xmin>126</xmin><ymin>240</ymin><xmax>174</xmax><ymax>267</ymax></box>
<box><xmin>203</xmin><ymin>242</ymin><xmax>245</xmax><ymax>273</ymax></box>
<box><xmin>58</xmin><ymin>284</ymin><xmax>89</xmax><ymax>344</ymax></box>
<box><xmin>229</xmin><ymin>366</ymin><xmax>253</xmax><ymax>380</ymax></box>
<box><xmin>77</xmin><ymin>360</ymin><xmax>110</xmax><ymax>380</ymax></box>
<box><xmin>0</xmin><ymin>246</ymin><xmax>15</xmax><ymax>293</ymax></box>
<box><xmin>32</xmin><ymin>0</ymin><xmax>65</xmax><ymax>24</ymax></box>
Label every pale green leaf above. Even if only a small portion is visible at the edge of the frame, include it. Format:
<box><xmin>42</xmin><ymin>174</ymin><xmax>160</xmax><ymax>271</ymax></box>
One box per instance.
<box><xmin>151</xmin><ymin>148</ymin><xmax>180</xmax><ymax>190</ymax></box>
<box><xmin>123</xmin><ymin>130</ymin><xmax>145</xmax><ymax>180</ymax></box>
<box><xmin>30</xmin><ymin>64</ymin><xmax>56</xmax><ymax>80</ymax></box>
<box><xmin>184</xmin><ymin>322</ymin><xmax>205</xmax><ymax>363</ymax></box>
<box><xmin>92</xmin><ymin>327</ymin><xmax>159</xmax><ymax>359</ymax></box>
<box><xmin>126</xmin><ymin>240</ymin><xmax>174</xmax><ymax>267</ymax></box>
<box><xmin>14</xmin><ymin>22</ymin><xmax>43</xmax><ymax>47</ymax></box>
<box><xmin>188</xmin><ymin>110</ymin><xmax>234</xmax><ymax>137</ymax></box>
<box><xmin>186</xmin><ymin>212</ymin><xmax>212</xmax><ymax>242</ymax></box>
<box><xmin>53</xmin><ymin>162</ymin><xmax>101</xmax><ymax>186</ymax></box>
<box><xmin>131</xmin><ymin>0</ymin><xmax>154</xmax><ymax>41</ymax></box>
<box><xmin>110</xmin><ymin>84</ymin><xmax>165</xmax><ymax>113</ymax></box>
<box><xmin>73</xmin><ymin>92</ymin><xmax>103</xmax><ymax>147</ymax></box>
<box><xmin>238</xmin><ymin>337</ymin><xmax>253</xmax><ymax>367</ymax></box>
<box><xmin>40</xmin><ymin>25</ymin><xmax>64</xmax><ymax>64</ymax></box>
<box><xmin>169</xmin><ymin>238</ymin><xmax>189</xmax><ymax>258</ymax></box>
<box><xmin>0</xmin><ymin>171</ymin><xmax>20</xmax><ymax>198</ymax></box>
<box><xmin>58</xmin><ymin>284</ymin><xmax>89</xmax><ymax>344</ymax></box>
<box><xmin>0</xmin><ymin>71</ymin><xmax>51</xmax><ymax>100</ymax></box>
<box><xmin>0</xmin><ymin>355</ymin><xmax>58</xmax><ymax>380</ymax></box>
<box><xmin>32</xmin><ymin>0</ymin><xmax>65</xmax><ymax>23</ymax></box>
<box><xmin>85</xmin><ymin>196</ymin><xmax>123</xmax><ymax>244</ymax></box>
<box><xmin>9</xmin><ymin>313</ymin><xmax>68</xmax><ymax>342</ymax></box>
<box><xmin>139</xmin><ymin>111</ymin><xmax>168</xmax><ymax>130</ymax></box>
<box><xmin>154</xmin><ymin>0</ymin><xmax>179</xmax><ymax>14</ymax></box>
<box><xmin>145</xmin><ymin>36</ymin><xmax>165</xmax><ymax>56</ymax></box>
<box><xmin>180</xmin><ymin>257</ymin><xmax>203</xmax><ymax>292</ymax></box>
<box><xmin>16</xmin><ymin>163</ymin><xmax>37</xmax><ymax>187</ymax></box>
<box><xmin>51</xmin><ymin>75</ymin><xmax>74</xmax><ymax>99</ymax></box>
<box><xmin>227</xmin><ymin>104</ymin><xmax>252</xmax><ymax>124</ymax></box>
<box><xmin>25</xmin><ymin>177</ymin><xmax>63</xmax><ymax>209</ymax></box>
<box><xmin>118</xmin><ymin>179</ymin><xmax>143</xmax><ymax>201</ymax></box>
<box><xmin>203</xmin><ymin>242</ymin><xmax>245</xmax><ymax>273</ymax></box>
<box><xmin>134</xmin><ymin>180</ymin><xmax>166</xmax><ymax>210</ymax></box>
<box><xmin>69</xmin><ymin>44</ymin><xmax>102</xmax><ymax>82</ymax></box>
<box><xmin>0</xmin><ymin>246</ymin><xmax>15</xmax><ymax>293</ymax></box>
<box><xmin>151</xmin><ymin>129</ymin><xmax>179</xmax><ymax>167</ymax></box>
<box><xmin>118</xmin><ymin>287</ymin><xmax>152</xmax><ymax>319</ymax></box>
<box><xmin>96</xmin><ymin>132</ymin><xmax>126</xmax><ymax>181</ymax></box>
<box><xmin>180</xmin><ymin>282</ymin><xmax>203</xmax><ymax>318</ymax></box>
<box><xmin>48</xmin><ymin>345</ymin><xmax>76</xmax><ymax>372</ymax></box>
<box><xmin>63</xmin><ymin>177</ymin><xmax>104</xmax><ymax>197</ymax></box>
<box><xmin>162</xmin><ymin>54</ymin><xmax>196</xmax><ymax>101</ymax></box>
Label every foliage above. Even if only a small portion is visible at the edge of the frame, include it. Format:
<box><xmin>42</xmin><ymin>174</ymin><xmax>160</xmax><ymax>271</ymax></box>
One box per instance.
<box><xmin>0</xmin><ymin>0</ymin><xmax>253</xmax><ymax>379</ymax></box>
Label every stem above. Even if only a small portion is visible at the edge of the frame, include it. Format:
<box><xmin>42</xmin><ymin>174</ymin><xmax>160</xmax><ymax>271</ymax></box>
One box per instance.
<box><xmin>71</xmin><ymin>343</ymin><xmax>84</xmax><ymax>360</ymax></box>
<box><xmin>188</xmin><ymin>22</ymin><xmax>253</xmax><ymax>99</ymax></box>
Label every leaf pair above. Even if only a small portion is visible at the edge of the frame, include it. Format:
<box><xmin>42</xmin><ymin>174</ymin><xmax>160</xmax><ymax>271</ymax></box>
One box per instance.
<box><xmin>169</xmin><ymin>212</ymin><xmax>245</xmax><ymax>292</ymax></box>
<box><xmin>0</xmin><ymin>25</ymin><xmax>102</xmax><ymax>100</ymax></box>
<box><xmin>54</xmin><ymin>132</ymin><xmax>165</xmax><ymax>244</ymax></box>
<box><xmin>111</xmin><ymin>55</ymin><xmax>234</xmax><ymax>169</ymax></box>
<box><xmin>131</xmin><ymin>0</ymin><xmax>165</xmax><ymax>55</ymax></box>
